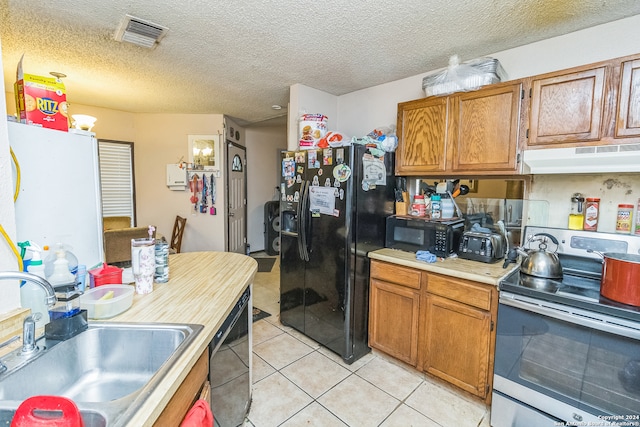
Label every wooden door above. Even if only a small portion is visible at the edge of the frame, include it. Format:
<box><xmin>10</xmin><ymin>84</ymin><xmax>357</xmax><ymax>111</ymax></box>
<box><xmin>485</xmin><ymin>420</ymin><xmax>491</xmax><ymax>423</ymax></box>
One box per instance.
<box><xmin>616</xmin><ymin>58</ymin><xmax>640</xmax><ymax>138</ymax></box>
<box><xmin>369</xmin><ymin>278</ymin><xmax>420</xmax><ymax>366</ymax></box>
<box><xmin>396</xmin><ymin>97</ymin><xmax>448</xmax><ymax>175</ymax></box>
<box><xmin>227</xmin><ymin>142</ymin><xmax>247</xmax><ymax>254</ymax></box>
<box><xmin>528</xmin><ymin>67</ymin><xmax>607</xmax><ymax>146</ymax></box>
<box><xmin>422</xmin><ymin>293</ymin><xmax>491</xmax><ymax>399</ymax></box>
<box><xmin>448</xmin><ymin>82</ymin><xmax>522</xmax><ymax>173</ymax></box>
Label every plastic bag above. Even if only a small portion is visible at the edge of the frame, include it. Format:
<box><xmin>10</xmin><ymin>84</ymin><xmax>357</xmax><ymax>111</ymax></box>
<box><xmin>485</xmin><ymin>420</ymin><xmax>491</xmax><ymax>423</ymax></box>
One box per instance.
<box><xmin>422</xmin><ymin>55</ymin><xmax>507</xmax><ymax>97</ymax></box>
<box><xmin>366</xmin><ymin>126</ymin><xmax>398</xmax><ymax>152</ymax></box>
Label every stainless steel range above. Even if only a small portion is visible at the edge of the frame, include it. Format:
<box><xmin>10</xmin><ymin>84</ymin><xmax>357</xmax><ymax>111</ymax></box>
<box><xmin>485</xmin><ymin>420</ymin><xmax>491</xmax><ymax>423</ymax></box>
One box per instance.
<box><xmin>492</xmin><ymin>226</ymin><xmax>640</xmax><ymax>427</ymax></box>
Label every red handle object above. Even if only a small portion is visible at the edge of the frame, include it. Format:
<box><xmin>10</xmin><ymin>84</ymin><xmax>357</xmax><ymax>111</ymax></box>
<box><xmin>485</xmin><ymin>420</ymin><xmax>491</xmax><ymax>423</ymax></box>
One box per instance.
<box><xmin>11</xmin><ymin>396</ymin><xmax>84</xmax><ymax>427</ymax></box>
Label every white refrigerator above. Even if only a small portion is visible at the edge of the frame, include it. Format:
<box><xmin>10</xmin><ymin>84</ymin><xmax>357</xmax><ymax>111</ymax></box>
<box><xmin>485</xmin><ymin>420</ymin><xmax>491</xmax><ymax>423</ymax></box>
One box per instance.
<box><xmin>9</xmin><ymin>122</ymin><xmax>104</xmax><ymax>269</ymax></box>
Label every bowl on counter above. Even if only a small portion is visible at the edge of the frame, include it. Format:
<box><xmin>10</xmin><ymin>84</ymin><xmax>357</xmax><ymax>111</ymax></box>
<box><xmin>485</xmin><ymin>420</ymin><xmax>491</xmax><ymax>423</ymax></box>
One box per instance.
<box><xmin>80</xmin><ymin>284</ymin><xmax>134</xmax><ymax>319</ymax></box>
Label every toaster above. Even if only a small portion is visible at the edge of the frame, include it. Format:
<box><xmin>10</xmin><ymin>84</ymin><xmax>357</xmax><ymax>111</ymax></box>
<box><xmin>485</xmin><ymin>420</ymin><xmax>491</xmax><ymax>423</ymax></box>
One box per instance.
<box><xmin>458</xmin><ymin>230</ymin><xmax>506</xmax><ymax>263</ymax></box>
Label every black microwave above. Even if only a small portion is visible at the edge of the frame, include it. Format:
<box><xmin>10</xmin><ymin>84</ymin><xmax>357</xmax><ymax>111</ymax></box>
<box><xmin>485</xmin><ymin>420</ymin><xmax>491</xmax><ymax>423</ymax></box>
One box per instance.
<box><xmin>385</xmin><ymin>215</ymin><xmax>465</xmax><ymax>257</ymax></box>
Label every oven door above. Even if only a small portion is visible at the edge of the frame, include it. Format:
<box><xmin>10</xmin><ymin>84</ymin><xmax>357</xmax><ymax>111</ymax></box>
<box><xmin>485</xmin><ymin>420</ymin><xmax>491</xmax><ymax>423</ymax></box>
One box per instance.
<box><xmin>493</xmin><ymin>292</ymin><xmax>640</xmax><ymax>424</ymax></box>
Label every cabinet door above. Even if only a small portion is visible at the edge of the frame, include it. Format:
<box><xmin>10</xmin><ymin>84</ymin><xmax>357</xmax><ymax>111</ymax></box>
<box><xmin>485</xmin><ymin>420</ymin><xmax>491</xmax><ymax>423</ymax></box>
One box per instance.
<box><xmin>369</xmin><ymin>278</ymin><xmax>420</xmax><ymax>366</ymax></box>
<box><xmin>616</xmin><ymin>58</ymin><xmax>640</xmax><ymax>138</ymax></box>
<box><xmin>529</xmin><ymin>67</ymin><xmax>606</xmax><ymax>145</ymax></box>
<box><xmin>396</xmin><ymin>97</ymin><xmax>448</xmax><ymax>175</ymax></box>
<box><xmin>154</xmin><ymin>349</ymin><xmax>209</xmax><ymax>426</ymax></box>
<box><xmin>448</xmin><ymin>82</ymin><xmax>522</xmax><ymax>173</ymax></box>
<box><xmin>422</xmin><ymin>294</ymin><xmax>491</xmax><ymax>399</ymax></box>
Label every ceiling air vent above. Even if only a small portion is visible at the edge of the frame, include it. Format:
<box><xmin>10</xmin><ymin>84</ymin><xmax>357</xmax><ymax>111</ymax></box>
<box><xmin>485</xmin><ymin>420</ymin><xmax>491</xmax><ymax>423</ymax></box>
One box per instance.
<box><xmin>114</xmin><ymin>14</ymin><xmax>168</xmax><ymax>48</ymax></box>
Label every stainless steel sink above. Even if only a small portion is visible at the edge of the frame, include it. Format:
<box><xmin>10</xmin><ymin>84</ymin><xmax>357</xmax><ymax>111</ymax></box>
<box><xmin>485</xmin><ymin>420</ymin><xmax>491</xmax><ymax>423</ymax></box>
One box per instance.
<box><xmin>0</xmin><ymin>322</ymin><xmax>203</xmax><ymax>426</ymax></box>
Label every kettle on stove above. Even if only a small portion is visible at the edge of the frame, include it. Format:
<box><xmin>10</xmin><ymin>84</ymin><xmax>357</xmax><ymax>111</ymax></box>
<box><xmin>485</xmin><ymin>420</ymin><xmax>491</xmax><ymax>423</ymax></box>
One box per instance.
<box><xmin>517</xmin><ymin>233</ymin><xmax>563</xmax><ymax>291</ymax></box>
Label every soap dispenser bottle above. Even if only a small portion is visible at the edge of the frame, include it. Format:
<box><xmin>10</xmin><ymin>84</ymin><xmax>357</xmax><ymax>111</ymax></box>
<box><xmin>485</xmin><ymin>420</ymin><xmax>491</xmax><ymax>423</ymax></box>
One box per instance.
<box><xmin>47</xmin><ymin>249</ymin><xmax>77</xmax><ymax>286</ymax></box>
<box><xmin>21</xmin><ymin>243</ymin><xmax>50</xmax><ymax>328</ymax></box>
<box><xmin>47</xmin><ymin>248</ymin><xmax>81</xmax><ymax>321</ymax></box>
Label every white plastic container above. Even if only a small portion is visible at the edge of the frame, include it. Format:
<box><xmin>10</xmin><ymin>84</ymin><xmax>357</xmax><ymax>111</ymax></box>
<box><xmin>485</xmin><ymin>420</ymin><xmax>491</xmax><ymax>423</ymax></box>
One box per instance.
<box><xmin>80</xmin><ymin>284</ymin><xmax>134</xmax><ymax>319</ymax></box>
<box><xmin>441</xmin><ymin>197</ymin><xmax>455</xmax><ymax>219</ymax></box>
<box><xmin>22</xmin><ymin>245</ymin><xmax>50</xmax><ymax>327</ymax></box>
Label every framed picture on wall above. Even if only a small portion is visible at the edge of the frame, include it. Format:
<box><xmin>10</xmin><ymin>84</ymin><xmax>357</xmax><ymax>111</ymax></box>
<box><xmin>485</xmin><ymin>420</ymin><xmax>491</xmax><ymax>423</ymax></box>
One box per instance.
<box><xmin>188</xmin><ymin>134</ymin><xmax>220</xmax><ymax>171</ymax></box>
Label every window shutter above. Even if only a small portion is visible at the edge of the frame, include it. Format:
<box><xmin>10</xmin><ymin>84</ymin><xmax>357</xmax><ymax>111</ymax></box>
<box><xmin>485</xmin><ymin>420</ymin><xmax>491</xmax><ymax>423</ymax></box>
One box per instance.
<box><xmin>98</xmin><ymin>140</ymin><xmax>135</xmax><ymax>225</ymax></box>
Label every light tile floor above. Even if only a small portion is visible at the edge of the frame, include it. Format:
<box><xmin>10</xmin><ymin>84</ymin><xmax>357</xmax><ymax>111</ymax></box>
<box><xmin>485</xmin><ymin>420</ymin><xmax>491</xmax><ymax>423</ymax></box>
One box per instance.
<box><xmin>248</xmin><ymin>254</ymin><xmax>491</xmax><ymax>427</ymax></box>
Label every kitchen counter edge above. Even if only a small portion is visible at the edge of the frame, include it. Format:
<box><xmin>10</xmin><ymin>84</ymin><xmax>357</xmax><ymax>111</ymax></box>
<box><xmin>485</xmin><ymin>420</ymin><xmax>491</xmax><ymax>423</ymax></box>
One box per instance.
<box><xmin>106</xmin><ymin>251</ymin><xmax>257</xmax><ymax>427</ymax></box>
<box><xmin>368</xmin><ymin>248</ymin><xmax>517</xmax><ymax>286</ymax></box>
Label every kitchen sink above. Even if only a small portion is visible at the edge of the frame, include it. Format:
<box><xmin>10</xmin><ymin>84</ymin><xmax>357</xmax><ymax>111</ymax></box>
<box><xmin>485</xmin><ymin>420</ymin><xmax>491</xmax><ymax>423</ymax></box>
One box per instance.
<box><xmin>0</xmin><ymin>322</ymin><xmax>203</xmax><ymax>426</ymax></box>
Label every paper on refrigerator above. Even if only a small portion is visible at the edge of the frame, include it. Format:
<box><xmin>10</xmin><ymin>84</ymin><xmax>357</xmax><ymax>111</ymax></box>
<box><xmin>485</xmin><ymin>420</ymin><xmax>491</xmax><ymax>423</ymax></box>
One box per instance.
<box><xmin>362</xmin><ymin>157</ymin><xmax>387</xmax><ymax>186</ymax></box>
<box><xmin>309</xmin><ymin>186</ymin><xmax>337</xmax><ymax>216</ymax></box>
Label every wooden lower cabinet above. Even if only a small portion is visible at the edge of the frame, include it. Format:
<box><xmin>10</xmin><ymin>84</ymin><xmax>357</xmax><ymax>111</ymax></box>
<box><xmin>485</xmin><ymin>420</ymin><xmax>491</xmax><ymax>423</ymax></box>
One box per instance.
<box><xmin>154</xmin><ymin>349</ymin><xmax>210</xmax><ymax>426</ymax></box>
<box><xmin>369</xmin><ymin>278</ymin><xmax>420</xmax><ymax>365</ymax></box>
<box><xmin>420</xmin><ymin>293</ymin><xmax>492</xmax><ymax>399</ymax></box>
<box><xmin>368</xmin><ymin>260</ymin><xmax>496</xmax><ymax>403</ymax></box>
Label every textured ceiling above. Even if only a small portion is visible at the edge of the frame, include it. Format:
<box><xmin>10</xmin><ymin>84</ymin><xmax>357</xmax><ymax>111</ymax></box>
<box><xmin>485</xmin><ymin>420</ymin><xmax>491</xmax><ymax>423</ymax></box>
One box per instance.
<box><xmin>2</xmin><ymin>0</ymin><xmax>640</xmax><ymax>126</ymax></box>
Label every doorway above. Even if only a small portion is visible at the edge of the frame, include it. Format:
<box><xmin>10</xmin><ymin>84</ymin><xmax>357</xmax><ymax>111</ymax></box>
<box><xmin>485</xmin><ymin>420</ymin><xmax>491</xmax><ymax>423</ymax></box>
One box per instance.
<box><xmin>227</xmin><ymin>141</ymin><xmax>247</xmax><ymax>254</ymax></box>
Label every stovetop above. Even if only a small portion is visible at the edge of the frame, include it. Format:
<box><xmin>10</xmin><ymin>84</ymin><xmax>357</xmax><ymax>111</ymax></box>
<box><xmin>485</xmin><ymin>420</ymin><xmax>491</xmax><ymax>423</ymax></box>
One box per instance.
<box><xmin>500</xmin><ymin>226</ymin><xmax>640</xmax><ymax>323</ymax></box>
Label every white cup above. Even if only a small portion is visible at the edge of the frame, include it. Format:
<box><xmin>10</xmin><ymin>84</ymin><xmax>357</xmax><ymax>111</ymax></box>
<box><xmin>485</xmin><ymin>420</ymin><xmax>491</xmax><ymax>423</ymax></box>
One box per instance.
<box><xmin>131</xmin><ymin>238</ymin><xmax>155</xmax><ymax>294</ymax></box>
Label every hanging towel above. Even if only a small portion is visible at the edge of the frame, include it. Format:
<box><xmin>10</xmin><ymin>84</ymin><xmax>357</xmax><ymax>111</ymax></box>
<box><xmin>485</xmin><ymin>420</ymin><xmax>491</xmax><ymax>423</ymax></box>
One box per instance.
<box><xmin>180</xmin><ymin>399</ymin><xmax>214</xmax><ymax>427</ymax></box>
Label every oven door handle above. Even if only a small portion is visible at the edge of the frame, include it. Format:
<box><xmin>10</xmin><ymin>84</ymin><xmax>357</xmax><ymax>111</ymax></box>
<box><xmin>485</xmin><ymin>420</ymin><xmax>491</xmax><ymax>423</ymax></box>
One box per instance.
<box><xmin>499</xmin><ymin>293</ymin><xmax>640</xmax><ymax>340</ymax></box>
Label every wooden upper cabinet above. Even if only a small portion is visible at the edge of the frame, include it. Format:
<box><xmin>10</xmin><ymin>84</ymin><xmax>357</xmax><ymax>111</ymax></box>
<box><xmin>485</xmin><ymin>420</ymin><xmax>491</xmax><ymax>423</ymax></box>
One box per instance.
<box><xmin>528</xmin><ymin>67</ymin><xmax>607</xmax><ymax>146</ymax></box>
<box><xmin>396</xmin><ymin>81</ymin><xmax>522</xmax><ymax>176</ymax></box>
<box><xmin>396</xmin><ymin>97</ymin><xmax>448</xmax><ymax>175</ymax></box>
<box><xmin>448</xmin><ymin>82</ymin><xmax>522</xmax><ymax>173</ymax></box>
<box><xmin>616</xmin><ymin>58</ymin><xmax>640</xmax><ymax>138</ymax></box>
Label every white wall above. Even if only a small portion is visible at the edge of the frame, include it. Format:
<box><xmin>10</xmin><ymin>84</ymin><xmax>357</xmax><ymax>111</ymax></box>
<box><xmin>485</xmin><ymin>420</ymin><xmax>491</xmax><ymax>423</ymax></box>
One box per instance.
<box><xmin>133</xmin><ymin>113</ymin><xmax>226</xmax><ymax>252</ymax></box>
<box><xmin>528</xmin><ymin>174</ymin><xmax>640</xmax><ymax>233</ymax></box>
<box><xmin>0</xmin><ymin>37</ymin><xmax>22</xmax><ymax>313</ymax></box>
<box><xmin>246</xmin><ymin>125</ymin><xmax>287</xmax><ymax>252</ymax></box>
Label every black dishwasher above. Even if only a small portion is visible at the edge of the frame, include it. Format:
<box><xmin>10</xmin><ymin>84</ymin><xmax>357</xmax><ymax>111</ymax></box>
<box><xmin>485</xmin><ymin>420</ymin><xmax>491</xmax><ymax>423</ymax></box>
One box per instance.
<box><xmin>209</xmin><ymin>285</ymin><xmax>251</xmax><ymax>427</ymax></box>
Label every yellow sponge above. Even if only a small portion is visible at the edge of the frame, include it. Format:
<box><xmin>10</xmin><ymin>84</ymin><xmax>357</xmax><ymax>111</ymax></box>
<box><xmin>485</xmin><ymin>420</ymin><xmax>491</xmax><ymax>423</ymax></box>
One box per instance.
<box><xmin>99</xmin><ymin>290</ymin><xmax>115</xmax><ymax>300</ymax></box>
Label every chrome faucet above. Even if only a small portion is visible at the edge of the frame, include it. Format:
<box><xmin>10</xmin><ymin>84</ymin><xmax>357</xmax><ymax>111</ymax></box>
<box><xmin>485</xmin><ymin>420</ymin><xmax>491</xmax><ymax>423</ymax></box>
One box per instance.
<box><xmin>0</xmin><ymin>271</ymin><xmax>57</xmax><ymax>307</ymax></box>
<box><xmin>21</xmin><ymin>313</ymin><xmax>41</xmax><ymax>354</ymax></box>
<box><xmin>0</xmin><ymin>271</ymin><xmax>57</xmax><ymax>357</ymax></box>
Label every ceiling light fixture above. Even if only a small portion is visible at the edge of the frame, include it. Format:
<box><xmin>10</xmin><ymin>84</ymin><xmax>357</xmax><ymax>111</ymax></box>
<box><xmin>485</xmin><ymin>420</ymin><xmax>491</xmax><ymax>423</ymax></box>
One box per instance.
<box><xmin>271</xmin><ymin>105</ymin><xmax>282</xmax><ymax>110</ymax></box>
<box><xmin>72</xmin><ymin>115</ymin><xmax>97</xmax><ymax>131</ymax></box>
<box><xmin>114</xmin><ymin>14</ymin><xmax>168</xmax><ymax>48</ymax></box>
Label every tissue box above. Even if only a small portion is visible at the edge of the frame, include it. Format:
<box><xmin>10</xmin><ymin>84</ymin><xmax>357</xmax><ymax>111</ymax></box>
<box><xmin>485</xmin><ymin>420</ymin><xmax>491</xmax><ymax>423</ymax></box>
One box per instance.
<box><xmin>14</xmin><ymin>56</ymin><xmax>68</xmax><ymax>132</ymax></box>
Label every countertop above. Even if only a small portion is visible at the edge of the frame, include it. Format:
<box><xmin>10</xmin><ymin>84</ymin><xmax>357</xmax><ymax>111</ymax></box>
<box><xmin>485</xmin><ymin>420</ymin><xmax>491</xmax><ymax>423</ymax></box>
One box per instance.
<box><xmin>106</xmin><ymin>251</ymin><xmax>257</xmax><ymax>426</ymax></box>
<box><xmin>368</xmin><ymin>248</ymin><xmax>518</xmax><ymax>286</ymax></box>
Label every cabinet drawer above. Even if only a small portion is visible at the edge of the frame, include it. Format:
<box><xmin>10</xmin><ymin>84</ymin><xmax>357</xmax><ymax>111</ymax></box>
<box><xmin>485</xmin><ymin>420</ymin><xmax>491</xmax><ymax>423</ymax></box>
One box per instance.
<box><xmin>426</xmin><ymin>274</ymin><xmax>492</xmax><ymax>311</ymax></box>
<box><xmin>371</xmin><ymin>261</ymin><xmax>421</xmax><ymax>289</ymax></box>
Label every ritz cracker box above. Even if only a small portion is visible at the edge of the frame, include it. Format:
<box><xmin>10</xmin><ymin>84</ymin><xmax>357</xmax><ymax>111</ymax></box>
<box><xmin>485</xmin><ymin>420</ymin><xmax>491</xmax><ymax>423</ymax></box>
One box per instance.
<box><xmin>14</xmin><ymin>55</ymin><xmax>68</xmax><ymax>132</ymax></box>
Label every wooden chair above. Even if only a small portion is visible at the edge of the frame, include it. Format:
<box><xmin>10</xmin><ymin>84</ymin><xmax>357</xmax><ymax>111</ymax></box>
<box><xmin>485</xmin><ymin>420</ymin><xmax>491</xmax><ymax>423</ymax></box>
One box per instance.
<box><xmin>170</xmin><ymin>215</ymin><xmax>187</xmax><ymax>253</ymax></box>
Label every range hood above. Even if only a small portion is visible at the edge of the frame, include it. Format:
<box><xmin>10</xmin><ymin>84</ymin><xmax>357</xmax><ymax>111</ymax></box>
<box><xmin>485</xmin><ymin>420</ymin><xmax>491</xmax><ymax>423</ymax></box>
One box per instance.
<box><xmin>522</xmin><ymin>143</ymin><xmax>640</xmax><ymax>174</ymax></box>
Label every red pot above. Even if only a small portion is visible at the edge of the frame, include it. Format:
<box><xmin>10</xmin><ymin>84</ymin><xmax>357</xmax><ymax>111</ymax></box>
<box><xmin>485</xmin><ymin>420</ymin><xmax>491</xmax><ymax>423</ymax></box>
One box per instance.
<box><xmin>601</xmin><ymin>253</ymin><xmax>640</xmax><ymax>307</ymax></box>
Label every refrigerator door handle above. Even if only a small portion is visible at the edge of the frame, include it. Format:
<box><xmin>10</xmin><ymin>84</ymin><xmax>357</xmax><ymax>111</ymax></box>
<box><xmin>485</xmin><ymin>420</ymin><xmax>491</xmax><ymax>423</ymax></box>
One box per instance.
<box><xmin>295</xmin><ymin>181</ymin><xmax>304</xmax><ymax>261</ymax></box>
<box><xmin>300</xmin><ymin>180</ymin><xmax>310</xmax><ymax>261</ymax></box>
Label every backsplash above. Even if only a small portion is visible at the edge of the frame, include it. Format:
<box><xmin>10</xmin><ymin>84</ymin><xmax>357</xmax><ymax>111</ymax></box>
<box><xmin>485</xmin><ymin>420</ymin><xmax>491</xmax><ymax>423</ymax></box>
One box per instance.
<box><xmin>527</xmin><ymin>174</ymin><xmax>640</xmax><ymax>233</ymax></box>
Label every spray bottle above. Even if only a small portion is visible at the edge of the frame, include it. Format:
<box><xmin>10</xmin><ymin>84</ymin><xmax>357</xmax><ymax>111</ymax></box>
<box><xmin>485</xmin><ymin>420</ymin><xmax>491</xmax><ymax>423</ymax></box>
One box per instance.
<box><xmin>20</xmin><ymin>242</ymin><xmax>50</xmax><ymax>328</ymax></box>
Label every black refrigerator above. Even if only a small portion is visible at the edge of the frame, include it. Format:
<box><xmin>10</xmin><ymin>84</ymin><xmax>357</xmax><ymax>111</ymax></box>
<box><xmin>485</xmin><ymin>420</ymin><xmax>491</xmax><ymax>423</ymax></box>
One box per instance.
<box><xmin>279</xmin><ymin>144</ymin><xmax>394</xmax><ymax>364</ymax></box>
